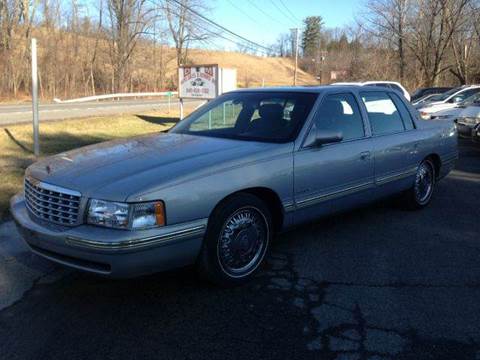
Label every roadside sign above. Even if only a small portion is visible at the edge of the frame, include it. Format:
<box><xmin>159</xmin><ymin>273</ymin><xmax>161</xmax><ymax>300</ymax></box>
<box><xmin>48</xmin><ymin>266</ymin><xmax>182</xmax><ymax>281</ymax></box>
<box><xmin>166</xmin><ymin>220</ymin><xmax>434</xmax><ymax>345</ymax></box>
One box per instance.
<box><xmin>178</xmin><ymin>64</ymin><xmax>237</xmax><ymax>119</ymax></box>
<box><xmin>178</xmin><ymin>65</ymin><xmax>237</xmax><ymax>101</ymax></box>
<box><xmin>179</xmin><ymin>65</ymin><xmax>218</xmax><ymax>100</ymax></box>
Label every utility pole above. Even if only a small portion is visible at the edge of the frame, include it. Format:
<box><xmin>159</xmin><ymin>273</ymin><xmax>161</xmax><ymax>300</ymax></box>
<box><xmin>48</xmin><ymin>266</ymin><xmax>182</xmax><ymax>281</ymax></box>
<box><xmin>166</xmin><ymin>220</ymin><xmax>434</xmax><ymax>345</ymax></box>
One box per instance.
<box><xmin>290</xmin><ymin>28</ymin><xmax>300</xmax><ymax>86</ymax></box>
<box><xmin>31</xmin><ymin>38</ymin><xmax>40</xmax><ymax>157</ymax></box>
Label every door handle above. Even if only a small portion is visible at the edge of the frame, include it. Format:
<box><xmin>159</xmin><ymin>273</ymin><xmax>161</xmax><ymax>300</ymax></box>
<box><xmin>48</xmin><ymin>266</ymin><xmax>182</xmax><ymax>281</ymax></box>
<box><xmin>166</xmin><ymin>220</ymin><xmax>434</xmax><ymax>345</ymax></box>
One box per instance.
<box><xmin>360</xmin><ymin>151</ymin><xmax>371</xmax><ymax>160</ymax></box>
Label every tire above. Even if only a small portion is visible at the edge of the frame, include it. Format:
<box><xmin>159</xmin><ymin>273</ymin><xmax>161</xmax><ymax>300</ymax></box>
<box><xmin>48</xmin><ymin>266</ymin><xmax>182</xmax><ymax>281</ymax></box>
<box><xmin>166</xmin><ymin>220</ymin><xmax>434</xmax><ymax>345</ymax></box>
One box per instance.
<box><xmin>198</xmin><ymin>193</ymin><xmax>272</xmax><ymax>286</ymax></box>
<box><xmin>401</xmin><ymin>159</ymin><xmax>436</xmax><ymax>210</ymax></box>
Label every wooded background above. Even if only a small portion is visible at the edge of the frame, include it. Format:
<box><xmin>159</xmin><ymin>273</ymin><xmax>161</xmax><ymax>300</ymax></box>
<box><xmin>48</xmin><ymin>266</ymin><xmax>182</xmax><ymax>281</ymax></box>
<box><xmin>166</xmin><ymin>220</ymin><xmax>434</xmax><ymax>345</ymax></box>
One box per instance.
<box><xmin>1</xmin><ymin>0</ymin><xmax>479</xmax><ymax>101</ymax></box>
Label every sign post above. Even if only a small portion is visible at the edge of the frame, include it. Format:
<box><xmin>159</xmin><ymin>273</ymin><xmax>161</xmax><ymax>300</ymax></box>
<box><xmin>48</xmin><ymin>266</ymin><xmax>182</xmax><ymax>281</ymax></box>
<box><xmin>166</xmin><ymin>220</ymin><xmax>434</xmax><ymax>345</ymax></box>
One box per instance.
<box><xmin>179</xmin><ymin>98</ymin><xmax>184</xmax><ymax>120</ymax></box>
<box><xmin>166</xmin><ymin>91</ymin><xmax>172</xmax><ymax>113</ymax></box>
<box><xmin>31</xmin><ymin>38</ymin><xmax>40</xmax><ymax>157</ymax></box>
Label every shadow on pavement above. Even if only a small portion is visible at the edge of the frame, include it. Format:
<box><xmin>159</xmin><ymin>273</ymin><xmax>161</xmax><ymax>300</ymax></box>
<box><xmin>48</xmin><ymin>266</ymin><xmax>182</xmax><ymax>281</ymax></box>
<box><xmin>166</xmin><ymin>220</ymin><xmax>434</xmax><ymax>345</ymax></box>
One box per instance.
<box><xmin>136</xmin><ymin>114</ymin><xmax>179</xmax><ymax>125</ymax></box>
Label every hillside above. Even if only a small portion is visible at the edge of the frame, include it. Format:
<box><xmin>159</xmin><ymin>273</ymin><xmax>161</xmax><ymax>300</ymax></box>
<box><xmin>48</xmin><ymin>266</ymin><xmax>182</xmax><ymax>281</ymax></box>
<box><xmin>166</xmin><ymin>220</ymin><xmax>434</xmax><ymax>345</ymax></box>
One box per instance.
<box><xmin>180</xmin><ymin>49</ymin><xmax>316</xmax><ymax>88</ymax></box>
<box><xmin>128</xmin><ymin>45</ymin><xmax>317</xmax><ymax>94</ymax></box>
<box><xmin>0</xmin><ymin>27</ymin><xmax>317</xmax><ymax>103</ymax></box>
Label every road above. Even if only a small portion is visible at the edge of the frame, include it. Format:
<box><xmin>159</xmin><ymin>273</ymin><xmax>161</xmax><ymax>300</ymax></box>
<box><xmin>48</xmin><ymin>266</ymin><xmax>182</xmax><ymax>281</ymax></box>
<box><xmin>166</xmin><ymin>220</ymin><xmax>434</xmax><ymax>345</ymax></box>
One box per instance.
<box><xmin>0</xmin><ymin>139</ymin><xmax>479</xmax><ymax>359</ymax></box>
<box><xmin>0</xmin><ymin>98</ymin><xmax>199</xmax><ymax>125</ymax></box>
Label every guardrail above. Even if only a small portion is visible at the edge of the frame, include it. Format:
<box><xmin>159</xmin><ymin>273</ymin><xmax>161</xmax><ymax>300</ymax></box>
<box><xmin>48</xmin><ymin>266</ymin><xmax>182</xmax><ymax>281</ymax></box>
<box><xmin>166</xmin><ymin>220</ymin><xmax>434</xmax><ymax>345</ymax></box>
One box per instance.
<box><xmin>53</xmin><ymin>91</ymin><xmax>178</xmax><ymax>104</ymax></box>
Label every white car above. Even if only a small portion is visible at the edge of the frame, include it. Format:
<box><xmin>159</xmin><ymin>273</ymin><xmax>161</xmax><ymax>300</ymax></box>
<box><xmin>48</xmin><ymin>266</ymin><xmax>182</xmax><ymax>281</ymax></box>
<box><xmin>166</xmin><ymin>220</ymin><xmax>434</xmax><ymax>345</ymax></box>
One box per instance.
<box><xmin>430</xmin><ymin>93</ymin><xmax>480</xmax><ymax>121</ymax></box>
<box><xmin>412</xmin><ymin>93</ymin><xmax>440</xmax><ymax>106</ymax></box>
<box><xmin>331</xmin><ymin>81</ymin><xmax>410</xmax><ymax>101</ymax></box>
<box><xmin>456</xmin><ymin>102</ymin><xmax>480</xmax><ymax>138</ymax></box>
<box><xmin>417</xmin><ymin>85</ymin><xmax>480</xmax><ymax>119</ymax></box>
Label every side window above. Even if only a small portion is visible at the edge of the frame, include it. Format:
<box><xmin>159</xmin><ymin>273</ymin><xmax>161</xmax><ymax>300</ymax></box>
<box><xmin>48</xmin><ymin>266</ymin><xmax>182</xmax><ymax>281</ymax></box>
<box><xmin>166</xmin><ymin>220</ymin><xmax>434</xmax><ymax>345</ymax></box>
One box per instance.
<box><xmin>389</xmin><ymin>93</ymin><xmax>415</xmax><ymax>130</ymax></box>
<box><xmin>360</xmin><ymin>92</ymin><xmax>405</xmax><ymax>135</ymax></box>
<box><xmin>316</xmin><ymin>93</ymin><xmax>365</xmax><ymax>141</ymax></box>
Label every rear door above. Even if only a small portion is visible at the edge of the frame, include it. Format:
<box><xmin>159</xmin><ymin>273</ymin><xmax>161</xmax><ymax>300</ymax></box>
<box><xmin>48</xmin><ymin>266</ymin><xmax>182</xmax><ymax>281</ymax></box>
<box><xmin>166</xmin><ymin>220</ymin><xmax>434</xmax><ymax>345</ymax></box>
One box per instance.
<box><xmin>360</xmin><ymin>91</ymin><xmax>422</xmax><ymax>197</ymax></box>
<box><xmin>293</xmin><ymin>92</ymin><xmax>375</xmax><ymax>223</ymax></box>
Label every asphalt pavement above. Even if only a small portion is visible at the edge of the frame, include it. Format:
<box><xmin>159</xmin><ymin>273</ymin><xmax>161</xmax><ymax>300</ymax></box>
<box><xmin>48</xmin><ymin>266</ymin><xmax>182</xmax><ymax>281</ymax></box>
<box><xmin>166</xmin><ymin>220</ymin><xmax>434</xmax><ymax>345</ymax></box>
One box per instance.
<box><xmin>0</xmin><ymin>139</ymin><xmax>479</xmax><ymax>360</ymax></box>
<box><xmin>0</xmin><ymin>99</ymin><xmax>200</xmax><ymax>125</ymax></box>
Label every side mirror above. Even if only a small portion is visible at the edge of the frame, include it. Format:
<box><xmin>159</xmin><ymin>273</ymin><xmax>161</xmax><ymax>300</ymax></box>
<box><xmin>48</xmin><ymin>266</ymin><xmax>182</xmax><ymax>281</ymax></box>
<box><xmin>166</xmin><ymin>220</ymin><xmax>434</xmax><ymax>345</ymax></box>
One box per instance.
<box><xmin>304</xmin><ymin>127</ymin><xmax>343</xmax><ymax>147</ymax></box>
<box><xmin>452</xmin><ymin>96</ymin><xmax>463</xmax><ymax>104</ymax></box>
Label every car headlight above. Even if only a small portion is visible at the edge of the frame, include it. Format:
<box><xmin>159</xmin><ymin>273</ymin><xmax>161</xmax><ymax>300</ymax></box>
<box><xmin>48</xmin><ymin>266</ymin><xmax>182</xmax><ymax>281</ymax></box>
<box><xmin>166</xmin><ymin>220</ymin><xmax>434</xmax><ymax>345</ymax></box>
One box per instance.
<box><xmin>87</xmin><ymin>199</ymin><xmax>165</xmax><ymax>230</ymax></box>
<box><xmin>419</xmin><ymin>111</ymin><xmax>431</xmax><ymax>120</ymax></box>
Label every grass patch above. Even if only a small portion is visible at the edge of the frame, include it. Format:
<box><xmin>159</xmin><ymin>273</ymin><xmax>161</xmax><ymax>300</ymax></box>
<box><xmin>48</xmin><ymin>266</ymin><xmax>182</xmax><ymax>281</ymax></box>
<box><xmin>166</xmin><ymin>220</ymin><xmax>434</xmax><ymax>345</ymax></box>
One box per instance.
<box><xmin>0</xmin><ymin>108</ymin><xmax>193</xmax><ymax>221</ymax></box>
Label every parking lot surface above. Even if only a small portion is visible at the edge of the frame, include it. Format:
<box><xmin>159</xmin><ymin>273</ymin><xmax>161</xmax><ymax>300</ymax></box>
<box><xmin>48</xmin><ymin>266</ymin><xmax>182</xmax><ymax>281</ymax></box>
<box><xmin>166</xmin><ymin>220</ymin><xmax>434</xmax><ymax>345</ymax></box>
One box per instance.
<box><xmin>1</xmin><ymin>139</ymin><xmax>479</xmax><ymax>360</ymax></box>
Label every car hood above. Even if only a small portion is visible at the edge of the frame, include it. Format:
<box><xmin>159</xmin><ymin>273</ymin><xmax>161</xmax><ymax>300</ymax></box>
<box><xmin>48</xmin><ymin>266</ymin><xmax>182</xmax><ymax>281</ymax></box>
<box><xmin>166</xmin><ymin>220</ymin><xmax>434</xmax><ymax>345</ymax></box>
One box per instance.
<box><xmin>458</xmin><ymin>105</ymin><xmax>480</xmax><ymax>118</ymax></box>
<box><xmin>26</xmin><ymin>133</ymin><xmax>277</xmax><ymax>201</ymax></box>
<box><xmin>418</xmin><ymin>102</ymin><xmax>453</xmax><ymax>113</ymax></box>
<box><xmin>431</xmin><ymin>107</ymin><xmax>462</xmax><ymax>118</ymax></box>
<box><xmin>414</xmin><ymin>100</ymin><xmax>441</xmax><ymax>109</ymax></box>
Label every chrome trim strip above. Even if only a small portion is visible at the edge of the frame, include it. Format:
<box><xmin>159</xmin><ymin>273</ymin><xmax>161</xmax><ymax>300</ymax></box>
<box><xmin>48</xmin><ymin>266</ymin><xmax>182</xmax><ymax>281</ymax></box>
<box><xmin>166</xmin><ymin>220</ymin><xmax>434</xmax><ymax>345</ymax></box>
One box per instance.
<box><xmin>26</xmin><ymin>176</ymin><xmax>82</xmax><ymax>197</ymax></box>
<box><xmin>296</xmin><ymin>181</ymin><xmax>374</xmax><ymax>209</ymax></box>
<box><xmin>66</xmin><ymin>225</ymin><xmax>206</xmax><ymax>250</ymax></box>
<box><xmin>282</xmin><ymin>201</ymin><xmax>295</xmax><ymax>213</ymax></box>
<box><xmin>376</xmin><ymin>168</ymin><xmax>417</xmax><ymax>186</ymax></box>
<box><xmin>442</xmin><ymin>155</ymin><xmax>458</xmax><ymax>164</ymax></box>
<box><xmin>442</xmin><ymin>158</ymin><xmax>456</xmax><ymax>166</ymax></box>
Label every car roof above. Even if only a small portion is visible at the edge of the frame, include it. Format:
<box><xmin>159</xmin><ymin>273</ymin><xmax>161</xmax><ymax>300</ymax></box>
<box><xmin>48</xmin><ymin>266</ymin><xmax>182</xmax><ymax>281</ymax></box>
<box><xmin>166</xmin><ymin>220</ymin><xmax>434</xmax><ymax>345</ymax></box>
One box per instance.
<box><xmin>458</xmin><ymin>85</ymin><xmax>480</xmax><ymax>90</ymax></box>
<box><xmin>231</xmin><ymin>85</ymin><xmax>398</xmax><ymax>94</ymax></box>
<box><xmin>363</xmin><ymin>80</ymin><xmax>401</xmax><ymax>85</ymax></box>
<box><xmin>331</xmin><ymin>82</ymin><xmax>362</xmax><ymax>85</ymax></box>
<box><xmin>332</xmin><ymin>81</ymin><xmax>402</xmax><ymax>86</ymax></box>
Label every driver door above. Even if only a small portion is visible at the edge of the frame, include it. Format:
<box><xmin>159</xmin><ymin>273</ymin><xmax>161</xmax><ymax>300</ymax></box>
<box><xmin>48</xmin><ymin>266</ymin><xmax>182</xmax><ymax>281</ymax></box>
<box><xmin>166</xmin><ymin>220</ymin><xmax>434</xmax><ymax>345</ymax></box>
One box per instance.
<box><xmin>293</xmin><ymin>92</ymin><xmax>375</xmax><ymax>224</ymax></box>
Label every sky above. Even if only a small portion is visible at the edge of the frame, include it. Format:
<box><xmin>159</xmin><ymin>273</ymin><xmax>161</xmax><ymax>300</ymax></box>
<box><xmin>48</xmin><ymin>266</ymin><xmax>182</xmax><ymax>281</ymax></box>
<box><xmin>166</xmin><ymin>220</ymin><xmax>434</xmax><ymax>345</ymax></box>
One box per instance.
<box><xmin>210</xmin><ymin>0</ymin><xmax>365</xmax><ymax>50</ymax></box>
<box><xmin>77</xmin><ymin>0</ymin><xmax>365</xmax><ymax>52</ymax></box>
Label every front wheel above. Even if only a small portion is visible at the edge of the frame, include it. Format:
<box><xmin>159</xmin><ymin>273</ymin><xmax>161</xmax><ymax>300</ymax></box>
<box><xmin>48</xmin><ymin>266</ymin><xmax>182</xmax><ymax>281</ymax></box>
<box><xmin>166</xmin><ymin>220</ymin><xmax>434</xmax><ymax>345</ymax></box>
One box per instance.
<box><xmin>198</xmin><ymin>193</ymin><xmax>272</xmax><ymax>286</ymax></box>
<box><xmin>401</xmin><ymin>159</ymin><xmax>436</xmax><ymax>210</ymax></box>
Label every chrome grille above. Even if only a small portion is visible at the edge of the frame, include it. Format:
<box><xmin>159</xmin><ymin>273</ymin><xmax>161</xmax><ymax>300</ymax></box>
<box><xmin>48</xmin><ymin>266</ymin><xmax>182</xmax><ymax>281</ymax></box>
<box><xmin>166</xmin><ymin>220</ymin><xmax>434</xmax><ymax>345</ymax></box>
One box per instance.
<box><xmin>24</xmin><ymin>177</ymin><xmax>81</xmax><ymax>226</ymax></box>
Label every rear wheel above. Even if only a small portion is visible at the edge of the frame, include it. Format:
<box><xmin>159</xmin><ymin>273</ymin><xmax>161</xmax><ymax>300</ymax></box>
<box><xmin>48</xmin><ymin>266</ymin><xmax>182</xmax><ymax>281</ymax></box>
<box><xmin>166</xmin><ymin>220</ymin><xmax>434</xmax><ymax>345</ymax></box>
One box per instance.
<box><xmin>198</xmin><ymin>193</ymin><xmax>272</xmax><ymax>286</ymax></box>
<box><xmin>401</xmin><ymin>159</ymin><xmax>436</xmax><ymax>209</ymax></box>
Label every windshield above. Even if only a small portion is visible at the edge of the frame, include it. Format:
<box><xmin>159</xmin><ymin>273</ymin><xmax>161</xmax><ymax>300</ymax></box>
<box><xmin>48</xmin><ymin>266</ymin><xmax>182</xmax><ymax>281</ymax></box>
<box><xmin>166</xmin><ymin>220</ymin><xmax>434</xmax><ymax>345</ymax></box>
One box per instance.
<box><xmin>416</xmin><ymin>94</ymin><xmax>436</xmax><ymax>104</ymax></box>
<box><xmin>171</xmin><ymin>92</ymin><xmax>319</xmax><ymax>143</ymax></box>
<box><xmin>459</xmin><ymin>92</ymin><xmax>480</xmax><ymax>107</ymax></box>
<box><xmin>427</xmin><ymin>87</ymin><xmax>463</xmax><ymax>102</ymax></box>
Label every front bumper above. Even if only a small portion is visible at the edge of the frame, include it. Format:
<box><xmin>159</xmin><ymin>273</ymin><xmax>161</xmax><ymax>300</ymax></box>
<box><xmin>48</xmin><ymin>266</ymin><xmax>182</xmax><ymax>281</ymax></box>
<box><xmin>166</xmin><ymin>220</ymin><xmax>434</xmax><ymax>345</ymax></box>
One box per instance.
<box><xmin>473</xmin><ymin>124</ymin><xmax>480</xmax><ymax>143</ymax></box>
<box><xmin>456</xmin><ymin>122</ymin><xmax>474</xmax><ymax>138</ymax></box>
<box><xmin>10</xmin><ymin>193</ymin><xmax>207</xmax><ymax>277</ymax></box>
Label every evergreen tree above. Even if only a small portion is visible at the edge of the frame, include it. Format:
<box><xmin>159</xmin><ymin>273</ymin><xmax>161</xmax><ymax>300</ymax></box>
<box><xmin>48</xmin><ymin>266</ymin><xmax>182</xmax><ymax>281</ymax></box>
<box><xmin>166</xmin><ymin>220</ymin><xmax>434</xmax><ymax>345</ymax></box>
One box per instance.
<box><xmin>301</xmin><ymin>16</ymin><xmax>323</xmax><ymax>58</ymax></box>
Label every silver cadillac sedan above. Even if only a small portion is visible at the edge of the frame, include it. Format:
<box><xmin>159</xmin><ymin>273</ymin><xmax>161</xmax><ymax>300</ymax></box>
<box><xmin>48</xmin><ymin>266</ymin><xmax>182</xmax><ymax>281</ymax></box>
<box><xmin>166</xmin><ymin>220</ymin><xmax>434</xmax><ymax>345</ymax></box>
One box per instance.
<box><xmin>11</xmin><ymin>86</ymin><xmax>458</xmax><ymax>286</ymax></box>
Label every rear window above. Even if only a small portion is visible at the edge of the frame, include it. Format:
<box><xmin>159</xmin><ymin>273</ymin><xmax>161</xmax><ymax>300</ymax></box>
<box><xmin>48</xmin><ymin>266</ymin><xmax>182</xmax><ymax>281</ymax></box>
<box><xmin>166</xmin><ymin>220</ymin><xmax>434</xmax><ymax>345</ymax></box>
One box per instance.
<box><xmin>360</xmin><ymin>92</ymin><xmax>405</xmax><ymax>135</ymax></box>
<box><xmin>390</xmin><ymin>93</ymin><xmax>415</xmax><ymax>130</ymax></box>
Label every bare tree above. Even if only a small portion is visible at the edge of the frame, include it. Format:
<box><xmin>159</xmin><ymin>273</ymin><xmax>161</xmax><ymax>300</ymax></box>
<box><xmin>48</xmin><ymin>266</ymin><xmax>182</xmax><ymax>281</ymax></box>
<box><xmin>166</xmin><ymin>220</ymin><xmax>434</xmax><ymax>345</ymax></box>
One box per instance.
<box><xmin>162</xmin><ymin>0</ymin><xmax>209</xmax><ymax>67</ymax></box>
<box><xmin>0</xmin><ymin>0</ymin><xmax>38</xmax><ymax>97</ymax></box>
<box><xmin>364</xmin><ymin>0</ymin><xmax>410</xmax><ymax>82</ymax></box>
<box><xmin>448</xmin><ymin>8</ymin><xmax>477</xmax><ymax>84</ymax></box>
<box><xmin>406</xmin><ymin>0</ymin><xmax>471</xmax><ymax>86</ymax></box>
<box><xmin>105</xmin><ymin>0</ymin><xmax>151</xmax><ymax>92</ymax></box>
<box><xmin>276</xmin><ymin>33</ymin><xmax>292</xmax><ymax>57</ymax></box>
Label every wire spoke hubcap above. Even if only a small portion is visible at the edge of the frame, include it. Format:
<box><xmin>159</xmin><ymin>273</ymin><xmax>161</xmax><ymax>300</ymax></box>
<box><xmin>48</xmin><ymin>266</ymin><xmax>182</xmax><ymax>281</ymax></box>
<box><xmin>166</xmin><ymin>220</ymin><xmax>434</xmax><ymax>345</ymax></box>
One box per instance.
<box><xmin>218</xmin><ymin>207</ymin><xmax>268</xmax><ymax>277</ymax></box>
<box><xmin>414</xmin><ymin>162</ymin><xmax>433</xmax><ymax>204</ymax></box>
